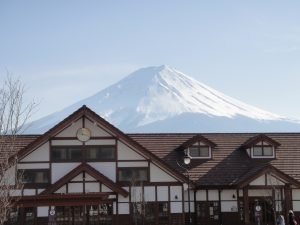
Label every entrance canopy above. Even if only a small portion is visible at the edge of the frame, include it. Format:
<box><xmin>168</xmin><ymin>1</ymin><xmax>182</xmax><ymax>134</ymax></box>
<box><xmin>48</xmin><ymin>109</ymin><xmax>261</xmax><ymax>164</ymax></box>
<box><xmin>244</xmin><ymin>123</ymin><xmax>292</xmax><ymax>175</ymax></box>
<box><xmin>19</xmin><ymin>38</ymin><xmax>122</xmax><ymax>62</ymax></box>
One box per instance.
<box><xmin>236</xmin><ymin>165</ymin><xmax>300</xmax><ymax>188</ymax></box>
<box><xmin>40</xmin><ymin>163</ymin><xmax>128</xmax><ymax>197</ymax></box>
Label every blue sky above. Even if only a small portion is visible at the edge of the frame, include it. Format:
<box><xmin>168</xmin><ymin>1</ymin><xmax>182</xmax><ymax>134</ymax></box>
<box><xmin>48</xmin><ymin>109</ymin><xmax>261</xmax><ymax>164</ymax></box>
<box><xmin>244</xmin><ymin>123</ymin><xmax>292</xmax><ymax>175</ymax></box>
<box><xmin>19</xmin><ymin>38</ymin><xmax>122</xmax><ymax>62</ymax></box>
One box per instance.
<box><xmin>1</xmin><ymin>1</ymin><xmax>300</xmax><ymax>121</ymax></box>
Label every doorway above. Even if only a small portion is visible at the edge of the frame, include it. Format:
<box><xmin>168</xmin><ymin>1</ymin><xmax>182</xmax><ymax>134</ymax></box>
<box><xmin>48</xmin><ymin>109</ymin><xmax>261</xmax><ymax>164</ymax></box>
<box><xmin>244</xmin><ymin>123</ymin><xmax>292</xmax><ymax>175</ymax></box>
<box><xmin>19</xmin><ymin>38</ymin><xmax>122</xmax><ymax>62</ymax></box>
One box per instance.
<box><xmin>249</xmin><ymin>197</ymin><xmax>274</xmax><ymax>225</ymax></box>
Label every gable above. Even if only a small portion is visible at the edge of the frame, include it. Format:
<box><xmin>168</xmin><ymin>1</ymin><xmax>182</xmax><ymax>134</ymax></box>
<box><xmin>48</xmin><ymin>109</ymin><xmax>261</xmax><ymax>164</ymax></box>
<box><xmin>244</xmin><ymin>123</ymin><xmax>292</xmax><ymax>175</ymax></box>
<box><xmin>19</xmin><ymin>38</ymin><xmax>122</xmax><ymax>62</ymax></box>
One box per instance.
<box><xmin>54</xmin><ymin>172</ymin><xmax>114</xmax><ymax>194</ymax></box>
<box><xmin>238</xmin><ymin>165</ymin><xmax>300</xmax><ymax>188</ymax></box>
<box><xmin>16</xmin><ymin>105</ymin><xmax>190</xmax><ymax>185</ymax></box>
<box><xmin>249</xmin><ymin>173</ymin><xmax>285</xmax><ymax>186</ymax></box>
<box><xmin>41</xmin><ymin>163</ymin><xmax>128</xmax><ymax>197</ymax></box>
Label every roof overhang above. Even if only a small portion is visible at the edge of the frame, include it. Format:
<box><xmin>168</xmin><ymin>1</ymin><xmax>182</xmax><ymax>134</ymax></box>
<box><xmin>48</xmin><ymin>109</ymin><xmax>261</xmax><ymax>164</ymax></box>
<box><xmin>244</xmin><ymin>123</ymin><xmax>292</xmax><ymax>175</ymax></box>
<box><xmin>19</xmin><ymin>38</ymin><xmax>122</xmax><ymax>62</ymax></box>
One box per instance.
<box><xmin>15</xmin><ymin>193</ymin><xmax>112</xmax><ymax>207</ymax></box>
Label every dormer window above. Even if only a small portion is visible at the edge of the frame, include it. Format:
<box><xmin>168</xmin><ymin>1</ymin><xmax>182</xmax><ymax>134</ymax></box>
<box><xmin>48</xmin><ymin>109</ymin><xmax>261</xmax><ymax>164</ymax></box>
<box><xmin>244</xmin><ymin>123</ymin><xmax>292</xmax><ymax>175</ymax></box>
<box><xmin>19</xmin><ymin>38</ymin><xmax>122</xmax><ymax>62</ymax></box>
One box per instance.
<box><xmin>241</xmin><ymin>134</ymin><xmax>280</xmax><ymax>159</ymax></box>
<box><xmin>176</xmin><ymin>135</ymin><xmax>216</xmax><ymax>161</ymax></box>
<box><xmin>188</xmin><ymin>144</ymin><xmax>211</xmax><ymax>159</ymax></box>
<box><xmin>252</xmin><ymin>141</ymin><xmax>274</xmax><ymax>158</ymax></box>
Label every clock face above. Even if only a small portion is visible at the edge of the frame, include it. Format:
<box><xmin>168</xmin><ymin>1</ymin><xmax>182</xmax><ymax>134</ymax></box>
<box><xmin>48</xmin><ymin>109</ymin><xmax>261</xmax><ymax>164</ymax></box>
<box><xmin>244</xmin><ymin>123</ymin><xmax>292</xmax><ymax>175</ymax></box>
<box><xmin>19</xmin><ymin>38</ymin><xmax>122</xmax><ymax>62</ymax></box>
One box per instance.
<box><xmin>255</xmin><ymin>206</ymin><xmax>262</xmax><ymax>212</ymax></box>
<box><xmin>76</xmin><ymin>128</ymin><xmax>91</xmax><ymax>142</ymax></box>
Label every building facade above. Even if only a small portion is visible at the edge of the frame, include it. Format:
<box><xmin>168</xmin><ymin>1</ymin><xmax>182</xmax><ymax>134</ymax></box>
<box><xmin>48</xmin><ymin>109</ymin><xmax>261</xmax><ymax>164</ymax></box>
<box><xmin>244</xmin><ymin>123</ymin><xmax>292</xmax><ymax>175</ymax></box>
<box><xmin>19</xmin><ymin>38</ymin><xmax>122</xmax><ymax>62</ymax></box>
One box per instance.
<box><xmin>4</xmin><ymin>105</ymin><xmax>300</xmax><ymax>225</ymax></box>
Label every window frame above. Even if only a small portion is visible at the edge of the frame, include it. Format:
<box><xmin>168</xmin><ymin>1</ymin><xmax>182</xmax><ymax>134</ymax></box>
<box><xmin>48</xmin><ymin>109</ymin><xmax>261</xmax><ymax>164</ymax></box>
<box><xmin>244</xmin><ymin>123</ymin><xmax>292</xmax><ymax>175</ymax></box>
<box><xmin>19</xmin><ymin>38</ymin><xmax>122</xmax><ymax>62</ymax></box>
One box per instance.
<box><xmin>51</xmin><ymin>146</ymin><xmax>82</xmax><ymax>162</ymax></box>
<box><xmin>187</xmin><ymin>143</ymin><xmax>212</xmax><ymax>159</ymax></box>
<box><xmin>84</xmin><ymin>145</ymin><xmax>116</xmax><ymax>162</ymax></box>
<box><xmin>51</xmin><ymin>145</ymin><xmax>117</xmax><ymax>162</ymax></box>
<box><xmin>117</xmin><ymin>167</ymin><xmax>149</xmax><ymax>184</ymax></box>
<box><xmin>18</xmin><ymin>169</ymin><xmax>50</xmax><ymax>188</ymax></box>
<box><xmin>251</xmin><ymin>143</ymin><xmax>275</xmax><ymax>159</ymax></box>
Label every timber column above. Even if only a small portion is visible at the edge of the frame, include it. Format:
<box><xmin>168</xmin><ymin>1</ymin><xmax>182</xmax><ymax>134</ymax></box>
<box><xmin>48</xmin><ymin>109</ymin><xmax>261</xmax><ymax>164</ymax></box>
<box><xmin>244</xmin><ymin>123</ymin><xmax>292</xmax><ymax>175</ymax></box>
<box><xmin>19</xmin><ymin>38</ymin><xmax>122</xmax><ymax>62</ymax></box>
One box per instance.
<box><xmin>284</xmin><ymin>184</ymin><xmax>292</xmax><ymax>219</ymax></box>
<box><xmin>243</xmin><ymin>187</ymin><xmax>250</xmax><ymax>225</ymax></box>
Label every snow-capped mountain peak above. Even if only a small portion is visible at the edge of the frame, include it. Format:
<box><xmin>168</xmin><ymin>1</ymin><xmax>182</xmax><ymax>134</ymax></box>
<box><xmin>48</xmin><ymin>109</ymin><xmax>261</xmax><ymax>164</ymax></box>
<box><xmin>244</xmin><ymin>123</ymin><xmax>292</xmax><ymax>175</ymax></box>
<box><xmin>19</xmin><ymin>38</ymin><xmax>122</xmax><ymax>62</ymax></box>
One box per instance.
<box><xmin>25</xmin><ymin>65</ymin><xmax>299</xmax><ymax>134</ymax></box>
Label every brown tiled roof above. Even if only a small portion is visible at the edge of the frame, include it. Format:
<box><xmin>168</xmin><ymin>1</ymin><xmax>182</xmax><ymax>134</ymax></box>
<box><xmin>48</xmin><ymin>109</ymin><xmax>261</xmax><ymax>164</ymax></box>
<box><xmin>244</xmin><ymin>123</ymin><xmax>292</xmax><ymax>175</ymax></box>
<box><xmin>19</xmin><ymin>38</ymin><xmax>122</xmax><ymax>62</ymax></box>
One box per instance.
<box><xmin>5</xmin><ymin>131</ymin><xmax>300</xmax><ymax>189</ymax></box>
<box><xmin>0</xmin><ymin>135</ymin><xmax>40</xmax><ymax>161</ymax></box>
<box><xmin>128</xmin><ymin>133</ymin><xmax>300</xmax><ymax>188</ymax></box>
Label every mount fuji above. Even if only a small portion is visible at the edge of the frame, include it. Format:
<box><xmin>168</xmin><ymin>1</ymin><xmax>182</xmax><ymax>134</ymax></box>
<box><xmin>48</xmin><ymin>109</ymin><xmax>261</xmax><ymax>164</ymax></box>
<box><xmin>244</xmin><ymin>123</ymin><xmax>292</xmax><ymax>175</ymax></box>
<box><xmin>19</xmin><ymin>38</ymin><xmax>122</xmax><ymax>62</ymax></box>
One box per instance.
<box><xmin>25</xmin><ymin>65</ymin><xmax>300</xmax><ymax>134</ymax></box>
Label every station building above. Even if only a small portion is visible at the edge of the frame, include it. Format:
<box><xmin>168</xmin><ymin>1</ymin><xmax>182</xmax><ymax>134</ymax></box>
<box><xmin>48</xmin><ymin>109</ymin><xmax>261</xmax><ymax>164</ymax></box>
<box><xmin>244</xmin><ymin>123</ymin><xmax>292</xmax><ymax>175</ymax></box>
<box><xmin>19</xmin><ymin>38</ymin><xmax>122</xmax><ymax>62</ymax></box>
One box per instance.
<box><xmin>4</xmin><ymin>105</ymin><xmax>300</xmax><ymax>225</ymax></box>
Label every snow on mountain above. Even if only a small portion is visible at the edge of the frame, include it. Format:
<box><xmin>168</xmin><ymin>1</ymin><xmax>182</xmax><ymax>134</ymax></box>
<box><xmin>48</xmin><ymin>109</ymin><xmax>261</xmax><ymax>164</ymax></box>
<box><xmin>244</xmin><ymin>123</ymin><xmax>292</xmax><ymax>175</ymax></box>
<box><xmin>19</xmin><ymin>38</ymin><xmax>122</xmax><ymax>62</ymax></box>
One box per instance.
<box><xmin>25</xmin><ymin>65</ymin><xmax>300</xmax><ymax>134</ymax></box>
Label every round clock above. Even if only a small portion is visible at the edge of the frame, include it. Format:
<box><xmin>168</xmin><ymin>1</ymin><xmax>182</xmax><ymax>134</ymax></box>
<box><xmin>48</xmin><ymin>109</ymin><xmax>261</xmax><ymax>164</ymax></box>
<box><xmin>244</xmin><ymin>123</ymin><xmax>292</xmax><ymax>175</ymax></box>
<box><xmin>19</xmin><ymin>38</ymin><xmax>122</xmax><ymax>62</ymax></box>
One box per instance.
<box><xmin>76</xmin><ymin>128</ymin><xmax>91</xmax><ymax>142</ymax></box>
<box><xmin>255</xmin><ymin>205</ymin><xmax>262</xmax><ymax>212</ymax></box>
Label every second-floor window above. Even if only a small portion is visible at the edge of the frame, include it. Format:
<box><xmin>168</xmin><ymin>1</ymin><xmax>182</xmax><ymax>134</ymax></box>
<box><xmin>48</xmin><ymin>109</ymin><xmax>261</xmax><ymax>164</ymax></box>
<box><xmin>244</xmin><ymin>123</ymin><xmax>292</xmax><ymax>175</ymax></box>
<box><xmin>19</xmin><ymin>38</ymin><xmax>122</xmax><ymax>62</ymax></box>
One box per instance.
<box><xmin>118</xmin><ymin>167</ymin><xmax>148</xmax><ymax>183</ymax></box>
<box><xmin>252</xmin><ymin>142</ymin><xmax>274</xmax><ymax>158</ymax></box>
<box><xmin>51</xmin><ymin>145</ymin><xmax>116</xmax><ymax>162</ymax></box>
<box><xmin>19</xmin><ymin>169</ymin><xmax>50</xmax><ymax>185</ymax></box>
<box><xmin>86</xmin><ymin>146</ymin><xmax>115</xmax><ymax>161</ymax></box>
<box><xmin>188</xmin><ymin>143</ymin><xmax>211</xmax><ymax>159</ymax></box>
<box><xmin>52</xmin><ymin>146</ymin><xmax>82</xmax><ymax>162</ymax></box>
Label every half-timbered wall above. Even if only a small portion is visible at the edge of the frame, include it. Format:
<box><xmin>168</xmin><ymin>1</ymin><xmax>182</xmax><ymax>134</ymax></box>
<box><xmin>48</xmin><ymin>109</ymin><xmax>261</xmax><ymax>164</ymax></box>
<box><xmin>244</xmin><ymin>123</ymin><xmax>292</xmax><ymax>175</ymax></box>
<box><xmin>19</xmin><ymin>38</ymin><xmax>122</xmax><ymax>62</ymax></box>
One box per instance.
<box><xmin>15</xmin><ymin>116</ymin><xmax>185</xmax><ymax>223</ymax></box>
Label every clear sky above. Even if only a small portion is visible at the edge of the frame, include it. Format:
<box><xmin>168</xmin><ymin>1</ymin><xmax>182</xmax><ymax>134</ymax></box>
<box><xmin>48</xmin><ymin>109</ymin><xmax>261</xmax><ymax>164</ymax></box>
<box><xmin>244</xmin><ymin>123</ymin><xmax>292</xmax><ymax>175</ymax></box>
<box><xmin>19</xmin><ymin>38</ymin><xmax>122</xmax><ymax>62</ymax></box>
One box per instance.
<box><xmin>1</xmin><ymin>1</ymin><xmax>300</xmax><ymax>121</ymax></box>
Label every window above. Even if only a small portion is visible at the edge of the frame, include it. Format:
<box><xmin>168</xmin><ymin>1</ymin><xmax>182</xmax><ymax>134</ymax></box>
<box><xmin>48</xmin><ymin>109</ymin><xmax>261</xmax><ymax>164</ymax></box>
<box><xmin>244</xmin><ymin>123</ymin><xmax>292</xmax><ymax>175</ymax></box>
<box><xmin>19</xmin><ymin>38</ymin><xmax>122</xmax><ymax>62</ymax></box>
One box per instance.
<box><xmin>196</xmin><ymin>201</ymin><xmax>219</xmax><ymax>221</ymax></box>
<box><xmin>252</xmin><ymin>142</ymin><xmax>274</xmax><ymax>158</ymax></box>
<box><xmin>188</xmin><ymin>145</ymin><xmax>211</xmax><ymax>158</ymax></box>
<box><xmin>118</xmin><ymin>168</ymin><xmax>148</xmax><ymax>182</ymax></box>
<box><xmin>19</xmin><ymin>169</ymin><xmax>49</xmax><ymax>184</ymax></box>
<box><xmin>86</xmin><ymin>146</ymin><xmax>115</xmax><ymax>161</ymax></box>
<box><xmin>52</xmin><ymin>146</ymin><xmax>82</xmax><ymax>162</ymax></box>
<box><xmin>52</xmin><ymin>145</ymin><xmax>116</xmax><ymax>162</ymax></box>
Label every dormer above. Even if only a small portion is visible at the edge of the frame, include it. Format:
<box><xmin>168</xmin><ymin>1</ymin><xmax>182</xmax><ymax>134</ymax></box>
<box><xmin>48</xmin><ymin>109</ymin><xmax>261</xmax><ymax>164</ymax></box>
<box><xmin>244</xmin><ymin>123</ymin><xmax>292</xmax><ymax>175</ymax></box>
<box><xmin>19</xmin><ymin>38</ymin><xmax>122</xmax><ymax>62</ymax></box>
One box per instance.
<box><xmin>240</xmin><ymin>134</ymin><xmax>280</xmax><ymax>159</ymax></box>
<box><xmin>176</xmin><ymin>135</ymin><xmax>216</xmax><ymax>160</ymax></box>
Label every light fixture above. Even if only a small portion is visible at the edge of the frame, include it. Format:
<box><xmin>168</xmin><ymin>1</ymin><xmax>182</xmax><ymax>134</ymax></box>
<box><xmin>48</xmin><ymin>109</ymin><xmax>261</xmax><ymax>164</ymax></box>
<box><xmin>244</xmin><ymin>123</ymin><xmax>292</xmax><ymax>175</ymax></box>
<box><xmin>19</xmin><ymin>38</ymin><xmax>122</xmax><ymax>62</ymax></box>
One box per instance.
<box><xmin>232</xmin><ymin>194</ymin><xmax>236</xmax><ymax>199</ymax></box>
<box><xmin>184</xmin><ymin>155</ymin><xmax>191</xmax><ymax>165</ymax></box>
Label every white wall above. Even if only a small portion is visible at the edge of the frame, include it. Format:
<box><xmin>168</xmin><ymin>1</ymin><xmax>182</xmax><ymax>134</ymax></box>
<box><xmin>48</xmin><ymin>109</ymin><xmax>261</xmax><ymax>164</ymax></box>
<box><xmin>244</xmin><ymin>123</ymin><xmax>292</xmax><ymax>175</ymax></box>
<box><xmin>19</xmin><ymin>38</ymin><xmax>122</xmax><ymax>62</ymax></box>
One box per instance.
<box><xmin>85</xmin><ymin>118</ymin><xmax>112</xmax><ymax>137</ymax></box>
<box><xmin>23</xmin><ymin>189</ymin><xmax>36</xmax><ymax>196</ymax></box>
<box><xmin>248</xmin><ymin>189</ymin><xmax>272</xmax><ymax>197</ymax></box>
<box><xmin>51</xmin><ymin>163</ymin><xmax>80</xmax><ymax>183</ymax></box>
<box><xmin>221</xmin><ymin>190</ymin><xmax>237</xmax><ymax>201</ymax></box>
<box><xmin>250</xmin><ymin>175</ymin><xmax>265</xmax><ymax>186</ymax></box>
<box><xmin>56</xmin><ymin>118</ymin><xmax>82</xmax><ymax>137</ymax></box>
<box><xmin>21</xmin><ymin>143</ymin><xmax>50</xmax><ymax>162</ymax></box>
<box><xmin>221</xmin><ymin>201</ymin><xmax>238</xmax><ymax>212</ymax></box>
<box><xmin>208</xmin><ymin>190</ymin><xmax>219</xmax><ymax>201</ymax></box>
<box><xmin>144</xmin><ymin>186</ymin><xmax>156</xmax><ymax>202</ymax></box>
<box><xmin>37</xmin><ymin>207</ymin><xmax>49</xmax><ymax>217</ymax></box>
<box><xmin>52</xmin><ymin>140</ymin><xmax>82</xmax><ymax>146</ymax></box>
<box><xmin>293</xmin><ymin>201</ymin><xmax>300</xmax><ymax>211</ymax></box>
<box><xmin>196</xmin><ymin>190</ymin><xmax>207</xmax><ymax>201</ymax></box>
<box><xmin>118</xmin><ymin>187</ymin><xmax>129</xmax><ymax>202</ymax></box>
<box><xmin>118</xmin><ymin>161</ymin><xmax>148</xmax><ymax>167</ymax></box>
<box><xmin>170</xmin><ymin>202</ymin><xmax>183</xmax><ymax>213</ymax></box>
<box><xmin>85</xmin><ymin>183</ymin><xmax>100</xmax><ymax>193</ymax></box>
<box><xmin>68</xmin><ymin>183</ymin><xmax>83</xmax><ymax>193</ymax></box>
<box><xmin>118</xmin><ymin>141</ymin><xmax>145</xmax><ymax>160</ymax></box>
<box><xmin>157</xmin><ymin>186</ymin><xmax>169</xmax><ymax>201</ymax></box>
<box><xmin>293</xmin><ymin>189</ymin><xmax>300</xmax><ymax>200</ymax></box>
<box><xmin>150</xmin><ymin>163</ymin><xmax>176</xmax><ymax>182</ymax></box>
<box><xmin>170</xmin><ymin>186</ymin><xmax>182</xmax><ymax>201</ymax></box>
<box><xmin>86</xmin><ymin>139</ymin><xmax>115</xmax><ymax>145</ymax></box>
<box><xmin>18</xmin><ymin>163</ymin><xmax>49</xmax><ymax>169</ymax></box>
<box><xmin>118</xmin><ymin>203</ymin><xmax>130</xmax><ymax>214</ymax></box>
<box><xmin>88</xmin><ymin>162</ymin><xmax>116</xmax><ymax>181</ymax></box>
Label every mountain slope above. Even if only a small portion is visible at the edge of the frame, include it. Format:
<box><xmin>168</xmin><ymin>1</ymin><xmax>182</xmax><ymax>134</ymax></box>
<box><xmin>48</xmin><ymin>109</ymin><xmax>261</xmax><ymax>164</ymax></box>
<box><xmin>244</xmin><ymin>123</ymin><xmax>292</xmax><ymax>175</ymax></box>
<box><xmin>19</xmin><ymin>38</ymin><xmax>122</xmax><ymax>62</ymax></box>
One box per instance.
<box><xmin>25</xmin><ymin>65</ymin><xmax>300</xmax><ymax>133</ymax></box>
